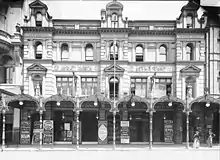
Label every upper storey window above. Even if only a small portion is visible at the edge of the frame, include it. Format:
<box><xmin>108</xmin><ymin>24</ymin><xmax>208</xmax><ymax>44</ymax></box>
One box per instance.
<box><xmin>61</xmin><ymin>43</ymin><xmax>69</xmax><ymax>60</ymax></box>
<box><xmin>85</xmin><ymin>44</ymin><xmax>94</xmax><ymax>61</ymax></box>
<box><xmin>36</xmin><ymin>12</ymin><xmax>43</xmax><ymax>27</ymax></box>
<box><xmin>35</xmin><ymin>42</ymin><xmax>43</xmax><ymax>59</ymax></box>
<box><xmin>158</xmin><ymin>45</ymin><xmax>167</xmax><ymax>62</ymax></box>
<box><xmin>111</xmin><ymin>13</ymin><xmax>118</xmax><ymax>28</ymax></box>
<box><xmin>110</xmin><ymin>42</ymin><xmax>118</xmax><ymax>60</ymax></box>
<box><xmin>135</xmin><ymin>45</ymin><xmax>144</xmax><ymax>62</ymax></box>
<box><xmin>186</xmin><ymin>14</ymin><xmax>193</xmax><ymax>28</ymax></box>
<box><xmin>185</xmin><ymin>43</ymin><xmax>194</xmax><ymax>61</ymax></box>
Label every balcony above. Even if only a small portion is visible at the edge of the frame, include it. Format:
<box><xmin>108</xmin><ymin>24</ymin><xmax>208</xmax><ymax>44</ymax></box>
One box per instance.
<box><xmin>0</xmin><ymin>29</ymin><xmax>12</xmax><ymax>54</ymax></box>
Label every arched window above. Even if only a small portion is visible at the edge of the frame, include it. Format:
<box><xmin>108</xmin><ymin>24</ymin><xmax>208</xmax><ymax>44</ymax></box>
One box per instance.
<box><xmin>109</xmin><ymin>77</ymin><xmax>119</xmax><ymax>99</ymax></box>
<box><xmin>111</xmin><ymin>13</ymin><xmax>118</xmax><ymax>28</ymax></box>
<box><xmin>135</xmin><ymin>45</ymin><xmax>144</xmax><ymax>62</ymax></box>
<box><xmin>35</xmin><ymin>42</ymin><xmax>43</xmax><ymax>59</ymax></box>
<box><xmin>159</xmin><ymin>45</ymin><xmax>167</xmax><ymax>62</ymax></box>
<box><xmin>85</xmin><ymin>44</ymin><xmax>94</xmax><ymax>61</ymax></box>
<box><xmin>36</xmin><ymin>12</ymin><xmax>43</xmax><ymax>27</ymax></box>
<box><xmin>61</xmin><ymin>43</ymin><xmax>69</xmax><ymax>60</ymax></box>
<box><xmin>186</xmin><ymin>43</ymin><xmax>193</xmax><ymax>60</ymax></box>
<box><xmin>186</xmin><ymin>15</ymin><xmax>193</xmax><ymax>28</ymax></box>
<box><xmin>110</xmin><ymin>42</ymin><xmax>118</xmax><ymax>60</ymax></box>
<box><xmin>185</xmin><ymin>76</ymin><xmax>196</xmax><ymax>98</ymax></box>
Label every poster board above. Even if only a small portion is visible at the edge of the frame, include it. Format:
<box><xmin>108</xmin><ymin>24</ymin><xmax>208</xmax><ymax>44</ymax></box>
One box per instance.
<box><xmin>72</xmin><ymin>121</ymin><xmax>81</xmax><ymax>144</ymax></box>
<box><xmin>164</xmin><ymin>120</ymin><xmax>173</xmax><ymax>143</ymax></box>
<box><xmin>20</xmin><ymin>120</ymin><xmax>31</xmax><ymax>144</ymax></box>
<box><xmin>120</xmin><ymin>121</ymin><xmax>130</xmax><ymax>144</ymax></box>
<box><xmin>98</xmin><ymin>121</ymin><xmax>108</xmax><ymax>144</ymax></box>
<box><xmin>43</xmin><ymin>120</ymin><xmax>53</xmax><ymax>144</ymax></box>
<box><xmin>32</xmin><ymin>121</ymin><xmax>42</xmax><ymax>144</ymax></box>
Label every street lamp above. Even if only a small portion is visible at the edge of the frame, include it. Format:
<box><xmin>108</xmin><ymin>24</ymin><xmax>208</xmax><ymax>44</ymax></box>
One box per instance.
<box><xmin>0</xmin><ymin>93</ymin><xmax>9</xmax><ymax>151</ymax></box>
<box><xmin>147</xmin><ymin>72</ymin><xmax>156</xmax><ymax>149</ymax></box>
<box><xmin>184</xmin><ymin>84</ymin><xmax>192</xmax><ymax>149</ymax></box>
<box><xmin>73</xmin><ymin>98</ymin><xmax>82</xmax><ymax>150</ymax></box>
<box><xmin>36</xmin><ymin>97</ymin><xmax>45</xmax><ymax>149</ymax></box>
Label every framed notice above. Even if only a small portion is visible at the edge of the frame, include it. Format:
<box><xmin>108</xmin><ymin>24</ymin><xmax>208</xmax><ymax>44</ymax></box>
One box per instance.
<box><xmin>20</xmin><ymin>120</ymin><xmax>31</xmax><ymax>144</ymax></box>
<box><xmin>164</xmin><ymin>120</ymin><xmax>173</xmax><ymax>143</ymax></box>
<box><xmin>120</xmin><ymin>121</ymin><xmax>130</xmax><ymax>144</ymax></box>
<box><xmin>98</xmin><ymin>121</ymin><xmax>108</xmax><ymax>144</ymax></box>
<box><xmin>43</xmin><ymin>120</ymin><xmax>53</xmax><ymax>144</ymax></box>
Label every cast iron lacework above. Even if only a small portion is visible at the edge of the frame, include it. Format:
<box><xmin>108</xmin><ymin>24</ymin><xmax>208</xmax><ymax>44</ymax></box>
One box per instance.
<box><xmin>152</xmin><ymin>95</ymin><xmax>186</xmax><ymax>108</ymax></box>
<box><xmin>43</xmin><ymin>93</ymin><xmax>76</xmax><ymax>106</ymax></box>
<box><xmin>80</xmin><ymin>93</ymin><xmax>112</xmax><ymax>109</ymax></box>
<box><xmin>117</xmin><ymin>95</ymin><xmax>149</xmax><ymax>109</ymax></box>
<box><xmin>189</xmin><ymin>95</ymin><xmax>220</xmax><ymax>109</ymax></box>
<box><xmin>6</xmin><ymin>93</ymin><xmax>39</xmax><ymax>106</ymax></box>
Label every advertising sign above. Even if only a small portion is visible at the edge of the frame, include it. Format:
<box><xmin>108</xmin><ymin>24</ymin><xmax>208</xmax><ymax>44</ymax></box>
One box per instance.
<box><xmin>120</xmin><ymin>121</ymin><xmax>130</xmax><ymax>144</ymax></box>
<box><xmin>20</xmin><ymin>120</ymin><xmax>31</xmax><ymax>144</ymax></box>
<box><xmin>164</xmin><ymin>120</ymin><xmax>173</xmax><ymax>143</ymax></box>
<box><xmin>98</xmin><ymin>121</ymin><xmax>108</xmax><ymax>144</ymax></box>
<box><xmin>43</xmin><ymin>120</ymin><xmax>53</xmax><ymax>144</ymax></box>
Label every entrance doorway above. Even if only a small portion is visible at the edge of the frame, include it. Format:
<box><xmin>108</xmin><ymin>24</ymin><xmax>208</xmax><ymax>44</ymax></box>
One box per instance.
<box><xmin>109</xmin><ymin>77</ymin><xmax>119</xmax><ymax>99</ymax></box>
<box><xmin>53</xmin><ymin>110</ymin><xmax>73</xmax><ymax>142</ymax></box>
<box><xmin>153</xmin><ymin>111</ymin><xmax>174</xmax><ymax>143</ymax></box>
<box><xmin>81</xmin><ymin>111</ymin><xmax>98</xmax><ymax>142</ymax></box>
<box><xmin>129</xmin><ymin>112</ymin><xmax>149</xmax><ymax>143</ymax></box>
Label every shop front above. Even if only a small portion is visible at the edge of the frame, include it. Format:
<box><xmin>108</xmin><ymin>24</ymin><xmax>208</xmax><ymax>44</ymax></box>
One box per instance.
<box><xmin>189</xmin><ymin>95</ymin><xmax>220</xmax><ymax>144</ymax></box>
<box><xmin>80</xmin><ymin>94</ymin><xmax>112</xmax><ymax>144</ymax></box>
<box><xmin>43</xmin><ymin>93</ymin><xmax>76</xmax><ymax>144</ymax></box>
<box><xmin>5</xmin><ymin>89</ymin><xmax>39</xmax><ymax>145</ymax></box>
<box><xmin>117</xmin><ymin>94</ymin><xmax>149</xmax><ymax>144</ymax></box>
<box><xmin>153</xmin><ymin>95</ymin><xmax>185</xmax><ymax>144</ymax></box>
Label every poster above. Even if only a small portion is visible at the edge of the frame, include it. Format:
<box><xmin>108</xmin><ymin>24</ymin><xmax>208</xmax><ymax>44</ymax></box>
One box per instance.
<box><xmin>64</xmin><ymin>123</ymin><xmax>70</xmax><ymax>131</ymax></box>
<box><xmin>164</xmin><ymin>120</ymin><xmax>173</xmax><ymax>143</ymax></box>
<box><xmin>20</xmin><ymin>120</ymin><xmax>31</xmax><ymax>144</ymax></box>
<box><xmin>120</xmin><ymin>121</ymin><xmax>130</xmax><ymax>144</ymax></box>
<box><xmin>32</xmin><ymin>121</ymin><xmax>42</xmax><ymax>144</ymax></box>
<box><xmin>98</xmin><ymin>121</ymin><xmax>108</xmax><ymax>144</ymax></box>
<box><xmin>43</xmin><ymin>120</ymin><xmax>53</xmax><ymax>144</ymax></box>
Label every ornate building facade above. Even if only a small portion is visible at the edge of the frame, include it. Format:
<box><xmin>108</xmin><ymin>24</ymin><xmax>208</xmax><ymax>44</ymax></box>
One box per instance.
<box><xmin>1</xmin><ymin>0</ymin><xmax>220</xmax><ymax>146</ymax></box>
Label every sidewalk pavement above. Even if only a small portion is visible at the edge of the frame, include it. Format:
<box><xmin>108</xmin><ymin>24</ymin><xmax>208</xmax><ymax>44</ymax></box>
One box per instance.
<box><xmin>1</xmin><ymin>144</ymin><xmax>220</xmax><ymax>151</ymax></box>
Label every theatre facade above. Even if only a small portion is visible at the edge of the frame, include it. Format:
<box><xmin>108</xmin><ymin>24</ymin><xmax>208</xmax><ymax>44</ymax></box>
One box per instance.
<box><xmin>1</xmin><ymin>0</ymin><xmax>220</xmax><ymax>146</ymax></box>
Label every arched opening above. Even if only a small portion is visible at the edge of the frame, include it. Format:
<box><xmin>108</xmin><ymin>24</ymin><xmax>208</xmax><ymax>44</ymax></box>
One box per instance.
<box><xmin>153</xmin><ymin>97</ymin><xmax>185</xmax><ymax>144</ymax></box>
<box><xmin>186</xmin><ymin>43</ymin><xmax>194</xmax><ymax>61</ymax></box>
<box><xmin>109</xmin><ymin>77</ymin><xmax>119</xmax><ymax>99</ymax></box>
<box><xmin>135</xmin><ymin>45</ymin><xmax>144</xmax><ymax>62</ymax></box>
<box><xmin>186</xmin><ymin>14</ymin><xmax>193</xmax><ymax>28</ymax></box>
<box><xmin>85</xmin><ymin>44</ymin><xmax>94</xmax><ymax>61</ymax></box>
<box><xmin>36</xmin><ymin>12</ymin><xmax>42</xmax><ymax>27</ymax></box>
<box><xmin>0</xmin><ymin>55</ymin><xmax>15</xmax><ymax>84</ymax></box>
<box><xmin>159</xmin><ymin>45</ymin><xmax>167</xmax><ymax>62</ymax></box>
<box><xmin>111</xmin><ymin>13</ymin><xmax>118</xmax><ymax>28</ymax></box>
<box><xmin>189</xmin><ymin>101</ymin><xmax>220</xmax><ymax>144</ymax></box>
<box><xmin>61</xmin><ymin>43</ymin><xmax>69</xmax><ymax>60</ymax></box>
<box><xmin>35</xmin><ymin>42</ymin><xmax>43</xmax><ymax>59</ymax></box>
<box><xmin>110</xmin><ymin>42</ymin><xmax>118</xmax><ymax>60</ymax></box>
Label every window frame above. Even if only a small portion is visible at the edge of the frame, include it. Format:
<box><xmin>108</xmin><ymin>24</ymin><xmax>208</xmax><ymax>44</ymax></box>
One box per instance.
<box><xmin>110</xmin><ymin>42</ymin><xmax>119</xmax><ymax>60</ymax></box>
<box><xmin>56</xmin><ymin>76</ymin><xmax>73</xmax><ymax>96</ymax></box>
<box><xmin>85</xmin><ymin>44</ymin><xmax>94</xmax><ymax>61</ymax></box>
<box><xmin>159</xmin><ymin>44</ymin><xmax>167</xmax><ymax>62</ymax></box>
<box><xmin>130</xmin><ymin>77</ymin><xmax>148</xmax><ymax>97</ymax></box>
<box><xmin>81</xmin><ymin>77</ymin><xmax>98</xmax><ymax>95</ymax></box>
<box><xmin>36</xmin><ymin>12</ymin><xmax>43</xmax><ymax>27</ymax></box>
<box><xmin>61</xmin><ymin>43</ymin><xmax>69</xmax><ymax>60</ymax></box>
<box><xmin>35</xmin><ymin>41</ymin><xmax>43</xmax><ymax>59</ymax></box>
<box><xmin>135</xmin><ymin>45</ymin><xmax>144</xmax><ymax>62</ymax></box>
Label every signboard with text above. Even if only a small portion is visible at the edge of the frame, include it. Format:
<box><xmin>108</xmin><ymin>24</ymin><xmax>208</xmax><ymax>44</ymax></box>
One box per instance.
<box><xmin>164</xmin><ymin>120</ymin><xmax>173</xmax><ymax>143</ymax></box>
<box><xmin>120</xmin><ymin>121</ymin><xmax>130</xmax><ymax>144</ymax></box>
<box><xmin>43</xmin><ymin>120</ymin><xmax>53</xmax><ymax>144</ymax></box>
<box><xmin>98</xmin><ymin>121</ymin><xmax>108</xmax><ymax>144</ymax></box>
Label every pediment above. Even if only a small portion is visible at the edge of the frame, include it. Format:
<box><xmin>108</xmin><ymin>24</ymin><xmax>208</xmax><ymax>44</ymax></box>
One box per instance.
<box><xmin>104</xmin><ymin>64</ymin><xmax>125</xmax><ymax>73</ymax></box>
<box><xmin>29</xmin><ymin>0</ymin><xmax>48</xmax><ymax>10</ymax></box>
<box><xmin>180</xmin><ymin>64</ymin><xmax>201</xmax><ymax>73</ymax></box>
<box><xmin>27</xmin><ymin>63</ymin><xmax>47</xmax><ymax>75</ymax></box>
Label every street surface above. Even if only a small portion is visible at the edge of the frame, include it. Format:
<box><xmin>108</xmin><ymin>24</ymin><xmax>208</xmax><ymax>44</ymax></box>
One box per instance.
<box><xmin>0</xmin><ymin>149</ymin><xmax>220</xmax><ymax>160</ymax></box>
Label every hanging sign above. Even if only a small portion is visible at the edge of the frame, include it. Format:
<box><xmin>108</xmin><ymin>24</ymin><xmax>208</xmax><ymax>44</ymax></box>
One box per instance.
<box><xmin>98</xmin><ymin>121</ymin><xmax>108</xmax><ymax>144</ymax></box>
<box><xmin>120</xmin><ymin>121</ymin><xmax>130</xmax><ymax>144</ymax></box>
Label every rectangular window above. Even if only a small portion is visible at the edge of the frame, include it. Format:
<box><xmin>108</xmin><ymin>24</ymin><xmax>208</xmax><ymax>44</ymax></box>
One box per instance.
<box><xmin>154</xmin><ymin>78</ymin><xmax>172</xmax><ymax>98</ymax></box>
<box><xmin>130</xmin><ymin>78</ymin><xmax>147</xmax><ymax>97</ymax></box>
<box><xmin>56</xmin><ymin>77</ymin><xmax>73</xmax><ymax>96</ymax></box>
<box><xmin>81</xmin><ymin>77</ymin><xmax>98</xmax><ymax>95</ymax></box>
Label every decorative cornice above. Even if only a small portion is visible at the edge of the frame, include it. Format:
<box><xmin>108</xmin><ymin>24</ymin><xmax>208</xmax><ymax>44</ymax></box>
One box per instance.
<box><xmin>21</xmin><ymin>27</ymin><xmax>54</xmax><ymax>32</ymax></box>
<box><xmin>130</xmin><ymin>30</ymin><xmax>175</xmax><ymax>35</ymax></box>
<box><xmin>98</xmin><ymin>28</ymin><xmax>131</xmax><ymax>34</ymax></box>
<box><xmin>55</xmin><ymin>29</ymin><xmax>99</xmax><ymax>35</ymax></box>
<box><xmin>175</xmin><ymin>28</ymin><xmax>208</xmax><ymax>34</ymax></box>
